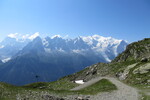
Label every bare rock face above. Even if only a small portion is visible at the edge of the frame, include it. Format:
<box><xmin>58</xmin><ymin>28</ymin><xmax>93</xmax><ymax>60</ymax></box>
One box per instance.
<box><xmin>133</xmin><ymin>63</ymin><xmax>150</xmax><ymax>74</ymax></box>
<box><xmin>141</xmin><ymin>58</ymin><xmax>149</xmax><ymax>62</ymax></box>
<box><xmin>113</xmin><ymin>38</ymin><xmax>150</xmax><ymax>62</ymax></box>
<box><xmin>116</xmin><ymin>63</ymin><xmax>137</xmax><ymax>80</ymax></box>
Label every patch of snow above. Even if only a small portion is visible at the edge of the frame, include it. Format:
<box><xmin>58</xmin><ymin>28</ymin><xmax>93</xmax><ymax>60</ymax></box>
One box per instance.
<box><xmin>44</xmin><ymin>48</ymin><xmax>51</xmax><ymax>53</ymax></box>
<box><xmin>7</xmin><ymin>33</ymin><xmax>18</xmax><ymax>38</ymax></box>
<box><xmin>82</xmin><ymin>35</ymin><xmax>122</xmax><ymax>49</ymax></box>
<box><xmin>29</xmin><ymin>32</ymin><xmax>40</xmax><ymax>40</ymax></box>
<box><xmin>114</xmin><ymin>40</ymin><xmax>125</xmax><ymax>56</ymax></box>
<box><xmin>72</xmin><ymin>49</ymin><xmax>80</xmax><ymax>53</ymax></box>
<box><xmin>22</xmin><ymin>34</ymin><xmax>30</xmax><ymax>40</ymax></box>
<box><xmin>75</xmin><ymin>80</ymin><xmax>84</xmax><ymax>84</ymax></box>
<box><xmin>81</xmin><ymin>36</ymin><xmax>93</xmax><ymax>45</ymax></box>
<box><xmin>72</xmin><ymin>49</ymin><xmax>86</xmax><ymax>53</ymax></box>
<box><xmin>114</xmin><ymin>44</ymin><xmax>119</xmax><ymax>56</ymax></box>
<box><xmin>102</xmin><ymin>53</ymin><xmax>111</xmax><ymax>62</ymax></box>
<box><xmin>2</xmin><ymin>57</ymin><xmax>11</xmax><ymax>63</ymax></box>
<box><xmin>63</xmin><ymin>35</ymin><xmax>69</xmax><ymax>39</ymax></box>
<box><xmin>82</xmin><ymin>35</ymin><xmax>125</xmax><ymax>61</ymax></box>
<box><xmin>7</xmin><ymin>32</ymin><xmax>41</xmax><ymax>41</ymax></box>
<box><xmin>74</xmin><ymin>40</ymin><xmax>77</xmax><ymax>44</ymax></box>
<box><xmin>42</xmin><ymin>38</ymin><xmax>49</xmax><ymax>47</ymax></box>
<box><xmin>58</xmin><ymin>48</ymin><xmax>65</xmax><ymax>52</ymax></box>
<box><xmin>92</xmin><ymin>34</ymin><xmax>107</xmax><ymax>41</ymax></box>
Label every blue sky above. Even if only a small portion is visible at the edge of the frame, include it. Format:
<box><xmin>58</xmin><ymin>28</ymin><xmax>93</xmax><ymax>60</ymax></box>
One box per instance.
<box><xmin>0</xmin><ymin>0</ymin><xmax>150</xmax><ymax>42</ymax></box>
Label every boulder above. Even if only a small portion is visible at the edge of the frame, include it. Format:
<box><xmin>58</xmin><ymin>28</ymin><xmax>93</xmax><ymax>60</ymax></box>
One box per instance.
<box><xmin>141</xmin><ymin>58</ymin><xmax>148</xmax><ymax>62</ymax></box>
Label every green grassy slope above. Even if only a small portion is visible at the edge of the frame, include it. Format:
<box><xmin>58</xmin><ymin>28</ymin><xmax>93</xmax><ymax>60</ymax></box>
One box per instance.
<box><xmin>0</xmin><ymin>78</ymin><xmax>117</xmax><ymax>99</ymax></box>
<box><xmin>76</xmin><ymin>79</ymin><xmax>117</xmax><ymax>95</ymax></box>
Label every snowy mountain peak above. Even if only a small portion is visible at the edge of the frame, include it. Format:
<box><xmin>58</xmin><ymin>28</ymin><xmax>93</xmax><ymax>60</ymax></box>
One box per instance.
<box><xmin>32</xmin><ymin>36</ymin><xmax>42</xmax><ymax>42</ymax></box>
<box><xmin>51</xmin><ymin>35</ymin><xmax>62</xmax><ymax>39</ymax></box>
<box><xmin>74</xmin><ymin>36</ymin><xmax>84</xmax><ymax>44</ymax></box>
<box><xmin>6</xmin><ymin>32</ymin><xmax>40</xmax><ymax>42</ymax></box>
<box><xmin>81</xmin><ymin>35</ymin><xmax>123</xmax><ymax>48</ymax></box>
<box><xmin>7</xmin><ymin>33</ymin><xmax>19</xmax><ymax>39</ymax></box>
<box><xmin>0</xmin><ymin>34</ymin><xmax>128</xmax><ymax>62</ymax></box>
<box><xmin>28</xmin><ymin>32</ymin><xmax>40</xmax><ymax>40</ymax></box>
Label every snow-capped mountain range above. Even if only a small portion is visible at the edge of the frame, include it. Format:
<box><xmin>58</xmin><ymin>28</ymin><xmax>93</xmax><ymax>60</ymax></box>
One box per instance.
<box><xmin>0</xmin><ymin>33</ymin><xmax>127</xmax><ymax>63</ymax></box>
<box><xmin>0</xmin><ymin>33</ymin><xmax>128</xmax><ymax>85</ymax></box>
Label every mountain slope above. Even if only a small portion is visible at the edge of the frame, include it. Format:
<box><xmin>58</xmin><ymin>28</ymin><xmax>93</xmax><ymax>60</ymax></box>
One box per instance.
<box><xmin>0</xmin><ymin>37</ymin><xmax>30</xmax><ymax>61</ymax></box>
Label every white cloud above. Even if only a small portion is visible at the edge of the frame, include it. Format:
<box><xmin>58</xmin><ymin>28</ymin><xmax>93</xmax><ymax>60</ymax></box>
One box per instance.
<box><xmin>29</xmin><ymin>32</ymin><xmax>40</xmax><ymax>40</ymax></box>
<box><xmin>7</xmin><ymin>33</ymin><xmax>18</xmax><ymax>38</ymax></box>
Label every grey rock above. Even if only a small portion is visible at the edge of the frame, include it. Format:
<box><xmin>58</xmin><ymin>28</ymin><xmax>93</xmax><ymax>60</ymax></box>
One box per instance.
<box><xmin>141</xmin><ymin>58</ymin><xmax>148</xmax><ymax>62</ymax></box>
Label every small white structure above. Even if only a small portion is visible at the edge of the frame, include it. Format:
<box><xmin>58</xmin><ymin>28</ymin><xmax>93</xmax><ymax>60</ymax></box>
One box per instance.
<box><xmin>75</xmin><ymin>80</ymin><xmax>84</xmax><ymax>84</ymax></box>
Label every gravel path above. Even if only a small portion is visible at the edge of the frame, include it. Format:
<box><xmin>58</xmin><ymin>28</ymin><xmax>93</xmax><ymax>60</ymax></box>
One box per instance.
<box><xmin>71</xmin><ymin>77</ymin><xmax>139</xmax><ymax>100</ymax></box>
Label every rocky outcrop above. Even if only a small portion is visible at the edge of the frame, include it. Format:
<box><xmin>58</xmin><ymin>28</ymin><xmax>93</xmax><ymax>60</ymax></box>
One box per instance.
<box><xmin>116</xmin><ymin>63</ymin><xmax>137</xmax><ymax>80</ymax></box>
<box><xmin>133</xmin><ymin>63</ymin><xmax>150</xmax><ymax>74</ymax></box>
<box><xmin>113</xmin><ymin>38</ymin><xmax>150</xmax><ymax>62</ymax></box>
<box><xmin>140</xmin><ymin>58</ymin><xmax>149</xmax><ymax>62</ymax></box>
<box><xmin>67</xmin><ymin>63</ymin><xmax>110</xmax><ymax>83</ymax></box>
